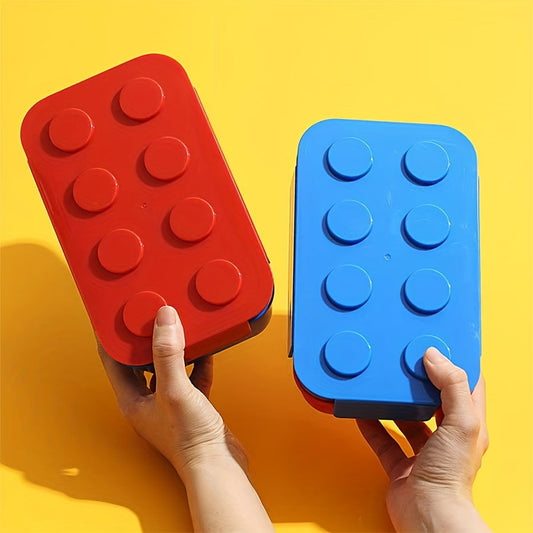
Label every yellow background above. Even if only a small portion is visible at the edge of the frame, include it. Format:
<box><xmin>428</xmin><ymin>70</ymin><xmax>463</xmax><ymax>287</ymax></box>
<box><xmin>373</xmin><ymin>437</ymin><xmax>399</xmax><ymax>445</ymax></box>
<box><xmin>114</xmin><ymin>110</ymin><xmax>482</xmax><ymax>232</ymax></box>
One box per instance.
<box><xmin>1</xmin><ymin>0</ymin><xmax>532</xmax><ymax>531</ymax></box>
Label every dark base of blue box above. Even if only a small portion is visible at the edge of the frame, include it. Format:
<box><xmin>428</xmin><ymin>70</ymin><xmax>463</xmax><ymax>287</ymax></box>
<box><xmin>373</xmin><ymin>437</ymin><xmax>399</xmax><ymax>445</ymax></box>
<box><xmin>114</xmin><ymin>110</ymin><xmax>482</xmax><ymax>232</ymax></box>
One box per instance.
<box><xmin>333</xmin><ymin>400</ymin><xmax>437</xmax><ymax>421</ymax></box>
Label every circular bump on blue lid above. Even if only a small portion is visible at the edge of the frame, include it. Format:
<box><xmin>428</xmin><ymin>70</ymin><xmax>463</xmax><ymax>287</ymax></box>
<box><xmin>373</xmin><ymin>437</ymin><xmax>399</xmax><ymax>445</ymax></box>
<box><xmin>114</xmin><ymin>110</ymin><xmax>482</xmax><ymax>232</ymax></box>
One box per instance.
<box><xmin>404</xmin><ymin>268</ymin><xmax>451</xmax><ymax>314</ymax></box>
<box><xmin>404</xmin><ymin>335</ymin><xmax>451</xmax><ymax>380</ymax></box>
<box><xmin>404</xmin><ymin>141</ymin><xmax>450</xmax><ymax>184</ymax></box>
<box><xmin>325</xmin><ymin>264</ymin><xmax>372</xmax><ymax>310</ymax></box>
<box><xmin>404</xmin><ymin>204</ymin><xmax>450</xmax><ymax>249</ymax></box>
<box><xmin>326</xmin><ymin>200</ymin><xmax>373</xmax><ymax>244</ymax></box>
<box><xmin>326</xmin><ymin>137</ymin><xmax>373</xmax><ymax>180</ymax></box>
<box><xmin>324</xmin><ymin>331</ymin><xmax>372</xmax><ymax>378</ymax></box>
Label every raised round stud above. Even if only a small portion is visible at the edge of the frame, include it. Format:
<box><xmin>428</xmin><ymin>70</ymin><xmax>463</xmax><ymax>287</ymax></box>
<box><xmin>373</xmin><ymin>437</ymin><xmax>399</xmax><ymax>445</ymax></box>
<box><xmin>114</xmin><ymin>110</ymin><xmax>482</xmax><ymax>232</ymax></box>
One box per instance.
<box><xmin>404</xmin><ymin>268</ymin><xmax>451</xmax><ymax>314</ymax></box>
<box><xmin>123</xmin><ymin>291</ymin><xmax>166</xmax><ymax>337</ymax></box>
<box><xmin>196</xmin><ymin>259</ymin><xmax>242</xmax><ymax>305</ymax></box>
<box><xmin>324</xmin><ymin>330</ymin><xmax>372</xmax><ymax>378</ymax></box>
<box><xmin>325</xmin><ymin>265</ymin><xmax>372</xmax><ymax>310</ymax></box>
<box><xmin>144</xmin><ymin>136</ymin><xmax>190</xmax><ymax>181</ymax></box>
<box><xmin>404</xmin><ymin>141</ymin><xmax>450</xmax><ymax>185</ymax></box>
<box><xmin>119</xmin><ymin>77</ymin><xmax>164</xmax><ymax>121</ymax></box>
<box><xmin>98</xmin><ymin>228</ymin><xmax>144</xmax><ymax>274</ymax></box>
<box><xmin>170</xmin><ymin>197</ymin><xmax>216</xmax><ymax>242</ymax></box>
<box><xmin>326</xmin><ymin>137</ymin><xmax>373</xmax><ymax>180</ymax></box>
<box><xmin>49</xmin><ymin>108</ymin><xmax>94</xmax><ymax>152</ymax></box>
<box><xmin>404</xmin><ymin>204</ymin><xmax>450</xmax><ymax>249</ymax></box>
<box><xmin>73</xmin><ymin>168</ymin><xmax>118</xmax><ymax>212</ymax></box>
<box><xmin>404</xmin><ymin>335</ymin><xmax>451</xmax><ymax>380</ymax></box>
<box><xmin>326</xmin><ymin>200</ymin><xmax>373</xmax><ymax>244</ymax></box>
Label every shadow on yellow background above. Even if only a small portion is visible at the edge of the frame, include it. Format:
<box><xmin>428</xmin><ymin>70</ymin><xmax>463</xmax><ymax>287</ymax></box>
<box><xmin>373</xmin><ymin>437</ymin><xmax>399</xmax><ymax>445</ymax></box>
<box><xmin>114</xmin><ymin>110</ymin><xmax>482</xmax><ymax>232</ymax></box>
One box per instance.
<box><xmin>0</xmin><ymin>243</ymin><xmax>393</xmax><ymax>532</ymax></box>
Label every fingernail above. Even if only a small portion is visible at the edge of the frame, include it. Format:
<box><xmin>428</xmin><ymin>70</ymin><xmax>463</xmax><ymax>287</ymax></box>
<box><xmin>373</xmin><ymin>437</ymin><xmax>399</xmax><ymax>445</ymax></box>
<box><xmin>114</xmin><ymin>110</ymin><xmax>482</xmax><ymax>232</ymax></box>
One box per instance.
<box><xmin>424</xmin><ymin>346</ymin><xmax>446</xmax><ymax>364</ymax></box>
<box><xmin>155</xmin><ymin>306</ymin><xmax>176</xmax><ymax>326</ymax></box>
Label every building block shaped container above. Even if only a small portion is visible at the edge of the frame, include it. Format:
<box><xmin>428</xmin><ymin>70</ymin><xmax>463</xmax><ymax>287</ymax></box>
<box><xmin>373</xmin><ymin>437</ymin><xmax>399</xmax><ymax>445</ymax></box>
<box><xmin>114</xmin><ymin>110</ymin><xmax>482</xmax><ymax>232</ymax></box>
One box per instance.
<box><xmin>21</xmin><ymin>54</ymin><xmax>274</xmax><ymax>367</ymax></box>
<box><xmin>291</xmin><ymin>119</ymin><xmax>480</xmax><ymax>420</ymax></box>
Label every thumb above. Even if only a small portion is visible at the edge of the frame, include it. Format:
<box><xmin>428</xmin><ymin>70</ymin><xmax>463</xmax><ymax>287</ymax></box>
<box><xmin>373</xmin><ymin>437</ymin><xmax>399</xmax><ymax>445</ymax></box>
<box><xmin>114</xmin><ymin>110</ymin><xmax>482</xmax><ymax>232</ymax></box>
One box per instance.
<box><xmin>424</xmin><ymin>347</ymin><xmax>480</xmax><ymax>440</ymax></box>
<box><xmin>152</xmin><ymin>306</ymin><xmax>190</xmax><ymax>397</ymax></box>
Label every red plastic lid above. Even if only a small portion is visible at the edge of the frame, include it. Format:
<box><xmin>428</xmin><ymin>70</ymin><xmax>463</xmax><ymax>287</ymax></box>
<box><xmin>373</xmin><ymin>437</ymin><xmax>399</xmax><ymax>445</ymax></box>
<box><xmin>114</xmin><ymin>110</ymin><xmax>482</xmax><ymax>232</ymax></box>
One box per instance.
<box><xmin>294</xmin><ymin>370</ymin><xmax>335</xmax><ymax>414</ymax></box>
<box><xmin>20</xmin><ymin>54</ymin><xmax>274</xmax><ymax>366</ymax></box>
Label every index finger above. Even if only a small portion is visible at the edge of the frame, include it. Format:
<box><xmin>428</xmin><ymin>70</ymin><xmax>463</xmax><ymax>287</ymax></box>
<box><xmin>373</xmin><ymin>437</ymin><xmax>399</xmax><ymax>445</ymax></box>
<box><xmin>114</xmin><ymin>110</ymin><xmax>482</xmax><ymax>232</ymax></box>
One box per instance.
<box><xmin>471</xmin><ymin>374</ymin><xmax>486</xmax><ymax>422</ymax></box>
<box><xmin>472</xmin><ymin>374</ymin><xmax>489</xmax><ymax>454</ymax></box>
<box><xmin>97</xmin><ymin>339</ymin><xmax>147</xmax><ymax>405</ymax></box>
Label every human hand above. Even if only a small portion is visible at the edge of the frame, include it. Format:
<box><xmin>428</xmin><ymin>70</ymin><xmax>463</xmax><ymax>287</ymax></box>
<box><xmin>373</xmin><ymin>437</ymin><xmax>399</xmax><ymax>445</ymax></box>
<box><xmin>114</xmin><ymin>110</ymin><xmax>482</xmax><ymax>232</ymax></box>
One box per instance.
<box><xmin>357</xmin><ymin>348</ymin><xmax>490</xmax><ymax>532</ymax></box>
<box><xmin>98</xmin><ymin>305</ymin><xmax>247</xmax><ymax>480</ymax></box>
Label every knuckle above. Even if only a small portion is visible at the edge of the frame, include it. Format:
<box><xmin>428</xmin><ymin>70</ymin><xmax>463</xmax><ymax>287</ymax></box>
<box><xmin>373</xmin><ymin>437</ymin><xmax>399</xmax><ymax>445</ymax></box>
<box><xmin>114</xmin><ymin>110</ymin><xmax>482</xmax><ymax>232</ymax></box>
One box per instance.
<box><xmin>447</xmin><ymin>366</ymin><xmax>469</xmax><ymax>386</ymax></box>
<box><xmin>158</xmin><ymin>386</ymin><xmax>190</xmax><ymax>408</ymax></box>
<box><xmin>153</xmin><ymin>339</ymin><xmax>178</xmax><ymax>358</ymax></box>
<box><xmin>118</xmin><ymin>402</ymin><xmax>136</xmax><ymax>420</ymax></box>
<box><xmin>159</xmin><ymin>391</ymin><xmax>180</xmax><ymax>407</ymax></box>
<box><xmin>459</xmin><ymin>416</ymin><xmax>481</xmax><ymax>440</ymax></box>
<box><xmin>480</xmin><ymin>431</ymin><xmax>490</xmax><ymax>453</ymax></box>
<box><xmin>375</xmin><ymin>439</ymin><xmax>397</xmax><ymax>459</ymax></box>
<box><xmin>118</xmin><ymin>398</ymin><xmax>142</xmax><ymax>421</ymax></box>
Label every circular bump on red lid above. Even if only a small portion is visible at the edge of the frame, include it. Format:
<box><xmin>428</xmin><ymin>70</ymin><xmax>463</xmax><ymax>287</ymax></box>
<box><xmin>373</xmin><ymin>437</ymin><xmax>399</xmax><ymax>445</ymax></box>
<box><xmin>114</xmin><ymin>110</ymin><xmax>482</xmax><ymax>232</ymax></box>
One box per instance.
<box><xmin>98</xmin><ymin>228</ymin><xmax>144</xmax><ymax>274</ymax></box>
<box><xmin>73</xmin><ymin>168</ymin><xmax>118</xmax><ymax>212</ymax></box>
<box><xmin>324</xmin><ymin>331</ymin><xmax>372</xmax><ymax>378</ymax></box>
<box><xmin>170</xmin><ymin>197</ymin><xmax>216</xmax><ymax>242</ymax></box>
<box><xmin>119</xmin><ymin>77</ymin><xmax>164</xmax><ymax>121</ymax></box>
<box><xmin>404</xmin><ymin>335</ymin><xmax>451</xmax><ymax>380</ymax></box>
<box><xmin>404</xmin><ymin>141</ymin><xmax>450</xmax><ymax>185</ymax></box>
<box><xmin>195</xmin><ymin>259</ymin><xmax>242</xmax><ymax>305</ymax></box>
<box><xmin>49</xmin><ymin>108</ymin><xmax>94</xmax><ymax>152</ymax></box>
<box><xmin>326</xmin><ymin>137</ymin><xmax>373</xmax><ymax>180</ymax></box>
<box><xmin>123</xmin><ymin>291</ymin><xmax>166</xmax><ymax>337</ymax></box>
<box><xmin>144</xmin><ymin>136</ymin><xmax>190</xmax><ymax>181</ymax></box>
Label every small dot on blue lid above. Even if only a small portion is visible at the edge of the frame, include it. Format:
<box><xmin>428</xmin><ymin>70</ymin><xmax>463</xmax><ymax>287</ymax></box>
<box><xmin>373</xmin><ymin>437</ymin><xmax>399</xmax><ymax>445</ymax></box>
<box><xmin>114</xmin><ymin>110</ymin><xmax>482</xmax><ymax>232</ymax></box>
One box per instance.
<box><xmin>326</xmin><ymin>200</ymin><xmax>373</xmax><ymax>244</ymax></box>
<box><xmin>404</xmin><ymin>141</ymin><xmax>450</xmax><ymax>185</ymax></box>
<box><xmin>327</xmin><ymin>137</ymin><xmax>373</xmax><ymax>180</ymax></box>
<box><xmin>324</xmin><ymin>331</ymin><xmax>372</xmax><ymax>378</ymax></box>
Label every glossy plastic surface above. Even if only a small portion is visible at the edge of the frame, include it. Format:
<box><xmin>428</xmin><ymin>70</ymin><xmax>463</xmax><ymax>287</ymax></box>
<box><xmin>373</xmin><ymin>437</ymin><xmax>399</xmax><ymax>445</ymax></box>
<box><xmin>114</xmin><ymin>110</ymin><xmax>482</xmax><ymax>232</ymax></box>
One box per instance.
<box><xmin>292</xmin><ymin>119</ymin><xmax>480</xmax><ymax>420</ymax></box>
<box><xmin>21</xmin><ymin>54</ymin><xmax>273</xmax><ymax>366</ymax></box>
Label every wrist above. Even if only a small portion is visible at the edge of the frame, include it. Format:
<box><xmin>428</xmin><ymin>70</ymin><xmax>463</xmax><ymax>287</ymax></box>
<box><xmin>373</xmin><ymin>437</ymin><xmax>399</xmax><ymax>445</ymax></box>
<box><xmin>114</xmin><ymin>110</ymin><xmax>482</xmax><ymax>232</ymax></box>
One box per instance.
<box><xmin>177</xmin><ymin>446</ymin><xmax>274</xmax><ymax>533</ymax></box>
<box><xmin>172</xmin><ymin>432</ymin><xmax>249</xmax><ymax>483</ymax></box>
<box><xmin>404</xmin><ymin>494</ymin><xmax>490</xmax><ymax>533</ymax></box>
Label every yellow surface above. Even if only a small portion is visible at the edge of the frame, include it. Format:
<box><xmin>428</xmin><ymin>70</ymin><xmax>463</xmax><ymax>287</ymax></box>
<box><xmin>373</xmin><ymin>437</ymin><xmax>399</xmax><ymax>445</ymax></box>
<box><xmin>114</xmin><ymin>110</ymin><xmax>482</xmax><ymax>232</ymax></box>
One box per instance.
<box><xmin>1</xmin><ymin>0</ymin><xmax>532</xmax><ymax>531</ymax></box>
